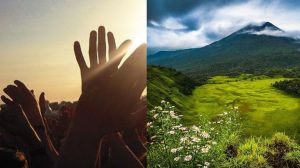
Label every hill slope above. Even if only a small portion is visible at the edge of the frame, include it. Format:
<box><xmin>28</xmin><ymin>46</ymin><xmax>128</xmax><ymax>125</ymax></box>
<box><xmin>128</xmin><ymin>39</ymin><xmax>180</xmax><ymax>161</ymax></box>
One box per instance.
<box><xmin>148</xmin><ymin>22</ymin><xmax>300</xmax><ymax>78</ymax></box>
<box><xmin>147</xmin><ymin>66</ymin><xmax>198</xmax><ymax>110</ymax></box>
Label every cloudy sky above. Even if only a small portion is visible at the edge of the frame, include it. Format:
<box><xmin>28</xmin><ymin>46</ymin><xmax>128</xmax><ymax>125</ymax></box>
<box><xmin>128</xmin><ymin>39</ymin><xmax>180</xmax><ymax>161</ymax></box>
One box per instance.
<box><xmin>0</xmin><ymin>0</ymin><xmax>146</xmax><ymax>101</ymax></box>
<box><xmin>148</xmin><ymin>0</ymin><xmax>300</xmax><ymax>54</ymax></box>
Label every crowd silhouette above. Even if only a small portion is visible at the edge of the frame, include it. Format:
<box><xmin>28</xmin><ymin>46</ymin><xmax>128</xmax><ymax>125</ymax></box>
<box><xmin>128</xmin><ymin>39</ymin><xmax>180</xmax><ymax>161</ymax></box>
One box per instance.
<box><xmin>0</xmin><ymin>26</ymin><xmax>147</xmax><ymax>168</ymax></box>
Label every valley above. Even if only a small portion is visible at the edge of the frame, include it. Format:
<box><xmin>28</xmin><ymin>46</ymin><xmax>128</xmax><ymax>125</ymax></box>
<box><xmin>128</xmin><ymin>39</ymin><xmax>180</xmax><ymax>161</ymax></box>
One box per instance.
<box><xmin>183</xmin><ymin>76</ymin><xmax>300</xmax><ymax>141</ymax></box>
<box><xmin>148</xmin><ymin>66</ymin><xmax>300</xmax><ymax>141</ymax></box>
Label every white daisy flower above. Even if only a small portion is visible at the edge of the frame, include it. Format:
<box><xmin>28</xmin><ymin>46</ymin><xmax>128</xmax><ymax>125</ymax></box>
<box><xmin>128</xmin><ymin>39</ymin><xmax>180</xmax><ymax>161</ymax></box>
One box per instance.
<box><xmin>184</xmin><ymin>155</ymin><xmax>192</xmax><ymax>161</ymax></box>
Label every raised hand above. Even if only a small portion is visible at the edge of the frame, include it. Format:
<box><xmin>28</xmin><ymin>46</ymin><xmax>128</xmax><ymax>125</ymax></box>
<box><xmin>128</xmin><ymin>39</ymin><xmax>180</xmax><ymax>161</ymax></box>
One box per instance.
<box><xmin>56</xmin><ymin>26</ymin><xmax>146</xmax><ymax>168</ymax></box>
<box><xmin>0</xmin><ymin>95</ymin><xmax>42</xmax><ymax>149</ymax></box>
<box><xmin>38</xmin><ymin>92</ymin><xmax>59</xmax><ymax>160</ymax></box>
<box><xmin>3</xmin><ymin>80</ymin><xmax>44</xmax><ymax>128</ymax></box>
<box><xmin>75</xmin><ymin>26</ymin><xmax>132</xmax><ymax>92</ymax></box>
<box><xmin>3</xmin><ymin>82</ymin><xmax>59</xmax><ymax>161</ymax></box>
<box><xmin>72</xmin><ymin>26</ymin><xmax>146</xmax><ymax>135</ymax></box>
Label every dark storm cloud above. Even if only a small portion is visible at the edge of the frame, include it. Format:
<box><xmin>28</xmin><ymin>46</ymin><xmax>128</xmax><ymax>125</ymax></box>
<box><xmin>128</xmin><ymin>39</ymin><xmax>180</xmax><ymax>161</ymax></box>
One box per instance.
<box><xmin>147</xmin><ymin>0</ymin><xmax>244</xmax><ymax>30</ymax></box>
<box><xmin>147</xmin><ymin>0</ymin><xmax>300</xmax><ymax>53</ymax></box>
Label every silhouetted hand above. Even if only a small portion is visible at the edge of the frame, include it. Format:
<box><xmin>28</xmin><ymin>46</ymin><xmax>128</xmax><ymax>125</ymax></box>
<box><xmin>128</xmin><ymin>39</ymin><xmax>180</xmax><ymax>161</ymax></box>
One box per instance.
<box><xmin>72</xmin><ymin>26</ymin><xmax>146</xmax><ymax>135</ymax></box>
<box><xmin>3</xmin><ymin>80</ymin><xmax>44</xmax><ymax>128</ymax></box>
<box><xmin>3</xmin><ymin>82</ymin><xmax>59</xmax><ymax>161</ymax></box>
<box><xmin>57</xmin><ymin>26</ymin><xmax>146</xmax><ymax>168</ymax></box>
<box><xmin>75</xmin><ymin>26</ymin><xmax>132</xmax><ymax>92</ymax></box>
<box><xmin>0</xmin><ymin>95</ymin><xmax>41</xmax><ymax>149</ymax></box>
<box><xmin>38</xmin><ymin>92</ymin><xmax>59</xmax><ymax>160</ymax></box>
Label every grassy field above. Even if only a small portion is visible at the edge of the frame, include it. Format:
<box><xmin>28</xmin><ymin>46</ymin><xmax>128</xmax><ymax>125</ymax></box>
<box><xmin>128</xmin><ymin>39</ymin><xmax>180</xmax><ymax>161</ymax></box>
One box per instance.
<box><xmin>183</xmin><ymin>75</ymin><xmax>300</xmax><ymax>141</ymax></box>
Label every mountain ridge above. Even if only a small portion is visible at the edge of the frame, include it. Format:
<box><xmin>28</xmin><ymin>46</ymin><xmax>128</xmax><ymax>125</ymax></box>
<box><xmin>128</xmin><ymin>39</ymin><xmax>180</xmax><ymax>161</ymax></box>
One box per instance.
<box><xmin>148</xmin><ymin>22</ymin><xmax>300</xmax><ymax>78</ymax></box>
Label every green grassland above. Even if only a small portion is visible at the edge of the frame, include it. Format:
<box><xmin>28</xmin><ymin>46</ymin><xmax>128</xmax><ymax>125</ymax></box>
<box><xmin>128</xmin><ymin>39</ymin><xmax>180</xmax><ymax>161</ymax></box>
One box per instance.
<box><xmin>148</xmin><ymin>66</ymin><xmax>300</xmax><ymax>167</ymax></box>
<box><xmin>184</xmin><ymin>75</ymin><xmax>300</xmax><ymax>141</ymax></box>
<box><xmin>147</xmin><ymin>66</ymin><xmax>300</xmax><ymax>141</ymax></box>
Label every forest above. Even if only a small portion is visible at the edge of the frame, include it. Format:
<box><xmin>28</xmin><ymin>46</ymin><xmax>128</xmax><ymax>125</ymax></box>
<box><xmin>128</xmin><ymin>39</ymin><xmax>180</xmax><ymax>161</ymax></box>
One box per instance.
<box><xmin>273</xmin><ymin>79</ymin><xmax>300</xmax><ymax>96</ymax></box>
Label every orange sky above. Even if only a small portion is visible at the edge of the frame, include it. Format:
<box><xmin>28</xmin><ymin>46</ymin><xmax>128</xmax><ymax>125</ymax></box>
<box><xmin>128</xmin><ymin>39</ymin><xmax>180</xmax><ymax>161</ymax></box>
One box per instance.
<box><xmin>0</xmin><ymin>0</ymin><xmax>146</xmax><ymax>102</ymax></box>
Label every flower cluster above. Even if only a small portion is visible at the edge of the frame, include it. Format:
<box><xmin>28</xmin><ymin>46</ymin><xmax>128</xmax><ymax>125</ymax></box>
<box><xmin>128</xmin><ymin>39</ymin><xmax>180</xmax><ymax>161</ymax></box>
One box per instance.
<box><xmin>147</xmin><ymin>100</ymin><xmax>240</xmax><ymax>168</ymax></box>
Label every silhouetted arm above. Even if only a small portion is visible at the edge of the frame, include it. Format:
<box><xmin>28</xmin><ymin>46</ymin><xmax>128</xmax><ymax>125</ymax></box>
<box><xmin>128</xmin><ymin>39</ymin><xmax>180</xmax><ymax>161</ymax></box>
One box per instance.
<box><xmin>3</xmin><ymin>81</ymin><xmax>59</xmax><ymax>161</ymax></box>
<box><xmin>56</xmin><ymin>26</ymin><xmax>146</xmax><ymax>168</ymax></box>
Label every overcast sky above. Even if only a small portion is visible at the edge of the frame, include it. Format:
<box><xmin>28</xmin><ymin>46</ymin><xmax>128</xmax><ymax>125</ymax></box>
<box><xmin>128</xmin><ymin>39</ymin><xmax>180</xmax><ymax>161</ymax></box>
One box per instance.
<box><xmin>0</xmin><ymin>0</ymin><xmax>146</xmax><ymax>101</ymax></box>
<box><xmin>147</xmin><ymin>0</ymin><xmax>300</xmax><ymax>54</ymax></box>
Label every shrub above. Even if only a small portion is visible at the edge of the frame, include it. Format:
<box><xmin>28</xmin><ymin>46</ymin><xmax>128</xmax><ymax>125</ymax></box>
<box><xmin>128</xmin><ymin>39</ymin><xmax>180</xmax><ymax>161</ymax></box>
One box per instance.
<box><xmin>265</xmin><ymin>133</ymin><xmax>300</xmax><ymax>168</ymax></box>
<box><xmin>224</xmin><ymin>138</ymin><xmax>270</xmax><ymax>168</ymax></box>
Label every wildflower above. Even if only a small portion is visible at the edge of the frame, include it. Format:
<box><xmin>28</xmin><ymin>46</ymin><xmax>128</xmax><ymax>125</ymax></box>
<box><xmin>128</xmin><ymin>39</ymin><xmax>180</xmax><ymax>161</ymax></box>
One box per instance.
<box><xmin>177</xmin><ymin>147</ymin><xmax>183</xmax><ymax>151</ymax></box>
<box><xmin>184</xmin><ymin>155</ymin><xmax>192</xmax><ymax>161</ymax></box>
<box><xmin>168</xmin><ymin>130</ymin><xmax>175</xmax><ymax>135</ymax></box>
<box><xmin>192</xmin><ymin>125</ymin><xmax>201</xmax><ymax>132</ymax></box>
<box><xmin>147</xmin><ymin>122</ymin><xmax>152</xmax><ymax>127</ymax></box>
<box><xmin>191</xmin><ymin>136</ymin><xmax>200</xmax><ymax>143</ymax></box>
<box><xmin>150</xmin><ymin>136</ymin><xmax>156</xmax><ymax>140</ymax></box>
<box><xmin>170</xmin><ymin>111</ymin><xmax>179</xmax><ymax>119</ymax></box>
<box><xmin>204</xmin><ymin>162</ymin><xmax>210</xmax><ymax>167</ymax></box>
<box><xmin>212</xmin><ymin>141</ymin><xmax>217</xmax><ymax>145</ymax></box>
<box><xmin>171</xmin><ymin>148</ymin><xmax>177</xmax><ymax>153</ymax></box>
<box><xmin>153</xmin><ymin>114</ymin><xmax>159</xmax><ymax>119</ymax></box>
<box><xmin>201</xmin><ymin>145</ymin><xmax>211</xmax><ymax>153</ymax></box>
<box><xmin>174</xmin><ymin>157</ymin><xmax>180</xmax><ymax>161</ymax></box>
<box><xmin>201</xmin><ymin>131</ymin><xmax>210</xmax><ymax>138</ymax></box>
<box><xmin>201</xmin><ymin>147</ymin><xmax>209</xmax><ymax>153</ymax></box>
<box><xmin>161</xmin><ymin>100</ymin><xmax>166</xmax><ymax>104</ymax></box>
<box><xmin>180</xmin><ymin>137</ymin><xmax>188</xmax><ymax>143</ymax></box>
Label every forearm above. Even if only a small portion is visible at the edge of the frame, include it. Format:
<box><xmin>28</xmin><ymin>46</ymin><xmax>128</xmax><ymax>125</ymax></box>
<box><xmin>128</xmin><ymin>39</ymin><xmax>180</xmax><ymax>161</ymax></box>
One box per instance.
<box><xmin>55</xmin><ymin>121</ymin><xmax>103</xmax><ymax>168</ymax></box>
<box><xmin>25</xmin><ymin>138</ymin><xmax>54</xmax><ymax>168</ymax></box>
<box><xmin>35</xmin><ymin>126</ymin><xmax>59</xmax><ymax>161</ymax></box>
<box><xmin>110</xmin><ymin>134</ymin><xmax>144</xmax><ymax>168</ymax></box>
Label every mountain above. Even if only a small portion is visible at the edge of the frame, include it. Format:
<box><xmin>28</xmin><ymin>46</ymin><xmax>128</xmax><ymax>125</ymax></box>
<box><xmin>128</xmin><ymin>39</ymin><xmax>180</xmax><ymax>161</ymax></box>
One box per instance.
<box><xmin>148</xmin><ymin>22</ymin><xmax>300</xmax><ymax>78</ymax></box>
<box><xmin>234</xmin><ymin>22</ymin><xmax>282</xmax><ymax>34</ymax></box>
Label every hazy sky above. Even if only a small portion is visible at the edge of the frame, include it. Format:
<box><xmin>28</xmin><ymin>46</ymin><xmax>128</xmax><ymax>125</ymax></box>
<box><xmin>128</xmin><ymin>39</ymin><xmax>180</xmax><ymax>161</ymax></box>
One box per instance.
<box><xmin>147</xmin><ymin>0</ymin><xmax>300</xmax><ymax>53</ymax></box>
<box><xmin>0</xmin><ymin>0</ymin><xmax>146</xmax><ymax>102</ymax></box>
